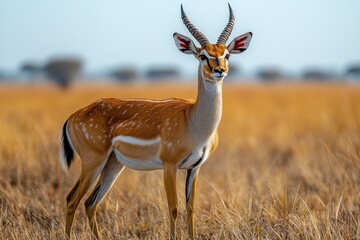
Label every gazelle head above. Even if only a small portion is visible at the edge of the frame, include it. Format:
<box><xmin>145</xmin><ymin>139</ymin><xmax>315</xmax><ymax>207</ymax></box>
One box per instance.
<box><xmin>174</xmin><ymin>4</ymin><xmax>252</xmax><ymax>83</ymax></box>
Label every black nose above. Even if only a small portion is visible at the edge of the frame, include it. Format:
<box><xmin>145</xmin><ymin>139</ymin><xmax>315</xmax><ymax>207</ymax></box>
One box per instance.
<box><xmin>215</xmin><ymin>69</ymin><xmax>225</xmax><ymax>74</ymax></box>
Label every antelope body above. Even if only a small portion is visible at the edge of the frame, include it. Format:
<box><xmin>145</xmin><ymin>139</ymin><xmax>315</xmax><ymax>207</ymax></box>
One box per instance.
<box><xmin>61</xmin><ymin>4</ymin><xmax>252</xmax><ymax>239</ymax></box>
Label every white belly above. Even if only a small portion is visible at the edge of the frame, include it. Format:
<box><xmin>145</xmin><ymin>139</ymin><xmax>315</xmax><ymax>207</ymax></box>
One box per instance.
<box><xmin>113</xmin><ymin>149</ymin><xmax>163</xmax><ymax>170</ymax></box>
<box><xmin>112</xmin><ymin>135</ymin><xmax>163</xmax><ymax>171</ymax></box>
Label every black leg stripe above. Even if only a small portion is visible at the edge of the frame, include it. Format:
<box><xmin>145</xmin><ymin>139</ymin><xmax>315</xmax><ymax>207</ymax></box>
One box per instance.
<box><xmin>86</xmin><ymin>184</ymin><xmax>101</xmax><ymax>208</ymax></box>
<box><xmin>66</xmin><ymin>180</ymin><xmax>79</xmax><ymax>203</ymax></box>
<box><xmin>185</xmin><ymin>167</ymin><xmax>199</xmax><ymax>204</ymax></box>
<box><xmin>185</xmin><ymin>169</ymin><xmax>191</xmax><ymax>204</ymax></box>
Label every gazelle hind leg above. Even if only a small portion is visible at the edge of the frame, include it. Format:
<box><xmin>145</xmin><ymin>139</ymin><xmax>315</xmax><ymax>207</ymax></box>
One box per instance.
<box><xmin>185</xmin><ymin>166</ymin><xmax>200</xmax><ymax>238</ymax></box>
<box><xmin>65</xmin><ymin>151</ymin><xmax>110</xmax><ymax>239</ymax></box>
<box><xmin>84</xmin><ymin>152</ymin><xmax>125</xmax><ymax>239</ymax></box>
<box><xmin>164</xmin><ymin>164</ymin><xmax>178</xmax><ymax>240</ymax></box>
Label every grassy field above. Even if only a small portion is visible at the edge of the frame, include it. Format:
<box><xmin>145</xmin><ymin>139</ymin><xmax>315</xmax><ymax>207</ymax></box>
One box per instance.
<box><xmin>1</xmin><ymin>83</ymin><xmax>360</xmax><ymax>239</ymax></box>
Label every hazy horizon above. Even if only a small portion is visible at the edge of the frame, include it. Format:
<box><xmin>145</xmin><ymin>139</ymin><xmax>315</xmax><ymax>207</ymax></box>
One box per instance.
<box><xmin>1</xmin><ymin>0</ymin><xmax>360</xmax><ymax>75</ymax></box>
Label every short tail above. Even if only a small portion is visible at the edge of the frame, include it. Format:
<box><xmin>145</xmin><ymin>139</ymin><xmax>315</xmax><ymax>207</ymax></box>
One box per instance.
<box><xmin>60</xmin><ymin>120</ymin><xmax>75</xmax><ymax>170</ymax></box>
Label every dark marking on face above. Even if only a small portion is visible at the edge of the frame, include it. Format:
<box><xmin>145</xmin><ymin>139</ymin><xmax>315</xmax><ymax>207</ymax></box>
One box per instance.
<box><xmin>205</xmin><ymin>58</ymin><xmax>213</xmax><ymax>72</ymax></box>
<box><xmin>215</xmin><ymin>58</ymin><xmax>220</xmax><ymax>66</ymax></box>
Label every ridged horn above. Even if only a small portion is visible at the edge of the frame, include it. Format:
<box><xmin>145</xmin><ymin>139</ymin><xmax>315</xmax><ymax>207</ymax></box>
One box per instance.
<box><xmin>181</xmin><ymin>4</ymin><xmax>210</xmax><ymax>47</ymax></box>
<box><xmin>217</xmin><ymin>3</ymin><xmax>235</xmax><ymax>45</ymax></box>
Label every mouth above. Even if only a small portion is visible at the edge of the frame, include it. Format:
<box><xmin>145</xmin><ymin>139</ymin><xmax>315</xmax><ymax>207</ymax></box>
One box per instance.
<box><xmin>208</xmin><ymin>72</ymin><xmax>227</xmax><ymax>82</ymax></box>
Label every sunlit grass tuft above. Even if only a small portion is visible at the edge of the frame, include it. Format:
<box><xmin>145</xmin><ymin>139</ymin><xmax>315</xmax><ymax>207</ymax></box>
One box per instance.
<box><xmin>1</xmin><ymin>83</ymin><xmax>360</xmax><ymax>239</ymax></box>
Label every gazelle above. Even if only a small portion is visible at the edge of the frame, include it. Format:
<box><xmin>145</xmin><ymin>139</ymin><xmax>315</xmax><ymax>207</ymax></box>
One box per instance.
<box><xmin>60</xmin><ymin>4</ymin><xmax>252</xmax><ymax>240</ymax></box>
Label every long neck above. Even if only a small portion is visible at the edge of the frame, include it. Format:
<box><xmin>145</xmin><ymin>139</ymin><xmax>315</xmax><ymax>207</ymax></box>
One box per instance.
<box><xmin>188</xmin><ymin>65</ymin><xmax>223</xmax><ymax>144</ymax></box>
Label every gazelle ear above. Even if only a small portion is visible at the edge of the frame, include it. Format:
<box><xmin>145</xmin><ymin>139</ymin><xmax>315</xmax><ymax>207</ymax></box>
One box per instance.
<box><xmin>173</xmin><ymin>32</ymin><xmax>198</xmax><ymax>55</ymax></box>
<box><xmin>227</xmin><ymin>32</ymin><xmax>253</xmax><ymax>54</ymax></box>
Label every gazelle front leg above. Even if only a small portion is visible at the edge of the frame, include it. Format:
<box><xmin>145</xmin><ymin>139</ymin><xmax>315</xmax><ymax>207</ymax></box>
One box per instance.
<box><xmin>163</xmin><ymin>164</ymin><xmax>178</xmax><ymax>240</ymax></box>
<box><xmin>185</xmin><ymin>166</ymin><xmax>200</xmax><ymax>238</ymax></box>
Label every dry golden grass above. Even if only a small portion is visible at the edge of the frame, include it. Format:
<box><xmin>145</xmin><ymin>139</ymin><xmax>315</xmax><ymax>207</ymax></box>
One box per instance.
<box><xmin>1</xmin><ymin>82</ymin><xmax>360</xmax><ymax>239</ymax></box>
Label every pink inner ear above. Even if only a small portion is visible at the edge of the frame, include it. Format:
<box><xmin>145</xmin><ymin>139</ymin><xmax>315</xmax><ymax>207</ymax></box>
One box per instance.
<box><xmin>236</xmin><ymin>36</ymin><xmax>248</xmax><ymax>43</ymax></box>
<box><xmin>177</xmin><ymin>36</ymin><xmax>189</xmax><ymax>44</ymax></box>
<box><xmin>177</xmin><ymin>36</ymin><xmax>190</xmax><ymax>49</ymax></box>
<box><xmin>235</xmin><ymin>42</ymin><xmax>245</xmax><ymax>48</ymax></box>
<box><xmin>234</xmin><ymin>36</ymin><xmax>247</xmax><ymax>49</ymax></box>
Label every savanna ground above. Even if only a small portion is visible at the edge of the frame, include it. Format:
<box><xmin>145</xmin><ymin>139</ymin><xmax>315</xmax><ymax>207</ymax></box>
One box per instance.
<box><xmin>1</xmin><ymin>82</ymin><xmax>360</xmax><ymax>239</ymax></box>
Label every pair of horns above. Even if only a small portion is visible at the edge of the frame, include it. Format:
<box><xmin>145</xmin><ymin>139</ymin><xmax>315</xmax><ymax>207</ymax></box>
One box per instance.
<box><xmin>181</xmin><ymin>3</ymin><xmax>235</xmax><ymax>47</ymax></box>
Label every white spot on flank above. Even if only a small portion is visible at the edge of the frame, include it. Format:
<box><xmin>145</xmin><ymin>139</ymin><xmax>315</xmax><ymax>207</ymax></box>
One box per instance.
<box><xmin>109</xmin><ymin>117</ymin><xmax>114</xmax><ymax>124</ymax></box>
<box><xmin>112</xmin><ymin>136</ymin><xmax>161</xmax><ymax>146</ymax></box>
<box><xmin>134</xmin><ymin>113</ymin><xmax>138</xmax><ymax>117</ymax></box>
<box><xmin>166</xmin><ymin>142</ymin><xmax>173</xmax><ymax>148</ymax></box>
<box><xmin>82</xmin><ymin>125</ymin><xmax>89</xmax><ymax>140</ymax></box>
<box><xmin>165</xmin><ymin>118</ymin><xmax>170</xmax><ymax>126</ymax></box>
<box><xmin>122</xmin><ymin>110</ymin><xmax>127</xmax><ymax>115</ymax></box>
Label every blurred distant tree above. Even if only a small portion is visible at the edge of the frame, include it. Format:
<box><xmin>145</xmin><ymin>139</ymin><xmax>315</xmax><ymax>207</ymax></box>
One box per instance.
<box><xmin>257</xmin><ymin>67</ymin><xmax>284</xmax><ymax>81</ymax></box>
<box><xmin>44</xmin><ymin>58</ymin><xmax>82</xmax><ymax>88</ymax></box>
<box><xmin>110</xmin><ymin>66</ymin><xmax>138</xmax><ymax>82</ymax></box>
<box><xmin>20</xmin><ymin>62</ymin><xmax>43</xmax><ymax>81</ymax></box>
<box><xmin>21</xmin><ymin>62</ymin><xmax>42</xmax><ymax>72</ymax></box>
<box><xmin>145</xmin><ymin>66</ymin><xmax>180</xmax><ymax>81</ymax></box>
<box><xmin>346</xmin><ymin>65</ymin><xmax>360</xmax><ymax>80</ymax></box>
<box><xmin>302</xmin><ymin>68</ymin><xmax>332</xmax><ymax>81</ymax></box>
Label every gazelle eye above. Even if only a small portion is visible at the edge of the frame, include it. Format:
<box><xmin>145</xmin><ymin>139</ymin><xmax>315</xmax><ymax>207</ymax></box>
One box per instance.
<box><xmin>199</xmin><ymin>55</ymin><xmax>207</xmax><ymax>61</ymax></box>
<box><xmin>225</xmin><ymin>54</ymin><xmax>230</xmax><ymax>60</ymax></box>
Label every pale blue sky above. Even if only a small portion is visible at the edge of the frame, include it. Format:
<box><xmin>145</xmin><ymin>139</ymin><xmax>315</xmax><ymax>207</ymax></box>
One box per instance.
<box><xmin>0</xmin><ymin>0</ymin><xmax>359</xmax><ymax>74</ymax></box>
